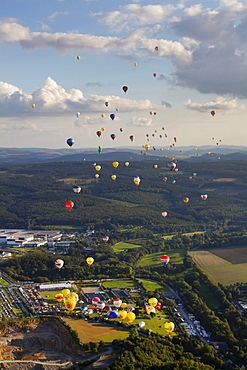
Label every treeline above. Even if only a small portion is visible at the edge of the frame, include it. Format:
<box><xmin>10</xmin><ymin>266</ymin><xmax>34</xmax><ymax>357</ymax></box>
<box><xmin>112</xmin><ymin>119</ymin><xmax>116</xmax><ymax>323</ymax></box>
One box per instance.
<box><xmin>1</xmin><ymin>160</ymin><xmax>247</xmax><ymax>231</ymax></box>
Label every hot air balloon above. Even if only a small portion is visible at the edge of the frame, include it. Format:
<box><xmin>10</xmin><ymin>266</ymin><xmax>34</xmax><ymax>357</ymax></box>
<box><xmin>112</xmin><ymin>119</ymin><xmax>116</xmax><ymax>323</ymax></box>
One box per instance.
<box><xmin>153</xmin><ymin>73</ymin><xmax>157</xmax><ymax>77</ymax></box>
<box><xmin>155</xmin><ymin>46</ymin><xmax>159</xmax><ymax>51</ymax></box>
<box><xmin>125</xmin><ymin>162</ymin><xmax>130</xmax><ymax>166</ymax></box>
<box><xmin>101</xmin><ymin>113</ymin><xmax>105</xmax><ymax>117</ymax></box>
<box><xmin>134</xmin><ymin>63</ymin><xmax>137</xmax><ymax>67</ymax></box>
<box><xmin>164</xmin><ymin>322</ymin><xmax>175</xmax><ymax>334</ymax></box>
<box><xmin>65</xmin><ymin>201</ymin><xmax>74</xmax><ymax>210</ymax></box>
<box><xmin>161</xmin><ymin>211</ymin><xmax>168</xmax><ymax>217</ymax></box>
<box><xmin>119</xmin><ymin>310</ymin><xmax>128</xmax><ymax>319</ymax></box>
<box><xmin>163</xmin><ymin>177</ymin><xmax>167</xmax><ymax>181</ymax></box>
<box><xmin>77</xmin><ymin>56</ymin><xmax>80</xmax><ymax>60</ymax></box>
<box><xmin>126</xmin><ymin>312</ymin><xmax>136</xmax><ymax>323</ymax></box>
<box><xmin>98</xmin><ymin>146</ymin><xmax>102</xmax><ymax>153</ymax></box>
<box><xmin>174</xmin><ymin>137</ymin><xmax>177</xmax><ymax>142</ymax></box>
<box><xmin>67</xmin><ymin>138</ymin><xmax>74</xmax><ymax>147</ymax></box>
<box><xmin>64</xmin><ymin>297</ymin><xmax>77</xmax><ymax>312</ymax></box>
<box><xmin>76</xmin><ymin>112</ymin><xmax>80</xmax><ymax>117</ymax></box>
<box><xmin>110</xmin><ymin>134</ymin><xmax>116</xmax><ymax>140</ymax></box>
<box><xmin>112</xmin><ymin>161</ymin><xmax>119</xmax><ymax>168</ymax></box>
<box><xmin>133</xmin><ymin>176</ymin><xmax>140</xmax><ymax>186</ymax></box>
<box><xmin>55</xmin><ymin>259</ymin><xmax>64</xmax><ymax>269</ymax></box>
<box><xmin>160</xmin><ymin>255</ymin><xmax>170</xmax><ymax>265</ymax></box>
<box><xmin>153</xmin><ymin>164</ymin><xmax>158</xmax><ymax>168</ymax></box>
<box><xmin>111</xmin><ymin>175</ymin><xmax>117</xmax><ymax>180</ymax></box>
<box><xmin>96</xmin><ymin>131</ymin><xmax>102</xmax><ymax>137</ymax></box>
<box><xmin>61</xmin><ymin>289</ymin><xmax>70</xmax><ymax>298</ymax></box>
<box><xmin>201</xmin><ymin>194</ymin><xmax>208</xmax><ymax>200</ymax></box>
<box><xmin>92</xmin><ymin>297</ymin><xmax>100</xmax><ymax>306</ymax></box>
<box><xmin>95</xmin><ymin>173</ymin><xmax>100</xmax><ymax>178</ymax></box>
<box><xmin>120</xmin><ymin>128</ymin><xmax>123</xmax><ymax>132</ymax></box>
<box><xmin>95</xmin><ymin>165</ymin><xmax>101</xmax><ymax>171</ymax></box>
<box><xmin>155</xmin><ymin>302</ymin><xmax>162</xmax><ymax>310</ymax></box>
<box><xmin>105</xmin><ymin>102</ymin><xmax>109</xmax><ymax>107</ymax></box>
<box><xmin>139</xmin><ymin>321</ymin><xmax>145</xmax><ymax>328</ymax></box>
<box><xmin>148</xmin><ymin>297</ymin><xmax>158</xmax><ymax>307</ymax></box>
<box><xmin>183</xmin><ymin>197</ymin><xmax>189</xmax><ymax>203</ymax></box>
<box><xmin>122</xmin><ymin>86</ymin><xmax>128</xmax><ymax>93</ymax></box>
<box><xmin>121</xmin><ymin>303</ymin><xmax>128</xmax><ymax>309</ymax></box>
<box><xmin>113</xmin><ymin>299</ymin><xmax>122</xmax><ymax>308</ymax></box>
<box><xmin>211</xmin><ymin>110</ymin><xmax>216</xmax><ymax>116</ymax></box>
<box><xmin>86</xmin><ymin>257</ymin><xmax>94</xmax><ymax>265</ymax></box>
<box><xmin>101</xmin><ymin>127</ymin><xmax>105</xmax><ymax>131</ymax></box>
<box><xmin>167</xmin><ymin>162</ymin><xmax>176</xmax><ymax>171</ymax></box>
<box><xmin>110</xmin><ymin>114</ymin><xmax>115</xmax><ymax>121</ymax></box>
<box><xmin>109</xmin><ymin>310</ymin><xmax>119</xmax><ymax>319</ymax></box>
<box><xmin>97</xmin><ymin>302</ymin><xmax>105</xmax><ymax>310</ymax></box>
<box><xmin>102</xmin><ymin>236</ymin><xmax>109</xmax><ymax>242</ymax></box>
<box><xmin>55</xmin><ymin>293</ymin><xmax>64</xmax><ymax>303</ymax></box>
<box><xmin>73</xmin><ymin>185</ymin><xmax>81</xmax><ymax>194</ymax></box>
<box><xmin>129</xmin><ymin>135</ymin><xmax>135</xmax><ymax>142</ymax></box>
<box><xmin>144</xmin><ymin>144</ymin><xmax>150</xmax><ymax>151</ymax></box>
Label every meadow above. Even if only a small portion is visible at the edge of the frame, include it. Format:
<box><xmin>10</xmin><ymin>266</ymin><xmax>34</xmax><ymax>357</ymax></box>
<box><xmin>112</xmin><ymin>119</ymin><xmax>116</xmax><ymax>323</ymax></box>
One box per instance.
<box><xmin>112</xmin><ymin>242</ymin><xmax>143</xmax><ymax>256</ymax></box>
<box><xmin>102</xmin><ymin>279</ymin><xmax>139</xmax><ymax>290</ymax></box>
<box><xmin>137</xmin><ymin>279</ymin><xmax>170</xmax><ymax>292</ymax></box>
<box><xmin>137</xmin><ymin>248</ymin><xmax>186</xmax><ymax>267</ymax></box>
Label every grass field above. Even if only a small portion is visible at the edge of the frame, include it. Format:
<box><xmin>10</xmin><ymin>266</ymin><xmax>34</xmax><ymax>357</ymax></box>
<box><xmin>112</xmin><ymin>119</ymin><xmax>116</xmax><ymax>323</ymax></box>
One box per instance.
<box><xmin>113</xmin><ymin>242</ymin><xmax>143</xmax><ymax>256</ymax></box>
<box><xmin>204</xmin><ymin>263</ymin><xmax>247</xmax><ymax>285</ymax></box>
<box><xmin>197</xmin><ymin>283</ymin><xmax>221</xmax><ymax>309</ymax></box>
<box><xmin>40</xmin><ymin>290</ymin><xmax>63</xmax><ymax>304</ymax></box>
<box><xmin>102</xmin><ymin>279</ymin><xmax>139</xmax><ymax>290</ymax></box>
<box><xmin>0</xmin><ymin>278</ymin><xmax>10</xmax><ymax>286</ymax></box>
<box><xmin>137</xmin><ymin>248</ymin><xmax>186</xmax><ymax>267</ymax></box>
<box><xmin>137</xmin><ymin>279</ymin><xmax>170</xmax><ymax>292</ymax></box>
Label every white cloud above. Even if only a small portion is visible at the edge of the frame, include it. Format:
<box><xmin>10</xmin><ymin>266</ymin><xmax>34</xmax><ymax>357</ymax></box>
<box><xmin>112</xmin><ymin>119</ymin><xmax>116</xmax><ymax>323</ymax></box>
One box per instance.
<box><xmin>0</xmin><ymin>77</ymin><xmax>161</xmax><ymax>117</ymax></box>
<box><xmin>0</xmin><ymin>119</ymin><xmax>41</xmax><ymax>131</ymax></box>
<box><xmin>48</xmin><ymin>11</ymin><xmax>69</xmax><ymax>22</ymax></box>
<box><xmin>184</xmin><ymin>4</ymin><xmax>203</xmax><ymax>16</ymax></box>
<box><xmin>185</xmin><ymin>96</ymin><xmax>245</xmax><ymax>112</ymax></box>
<box><xmin>127</xmin><ymin>117</ymin><xmax>153</xmax><ymax>127</ymax></box>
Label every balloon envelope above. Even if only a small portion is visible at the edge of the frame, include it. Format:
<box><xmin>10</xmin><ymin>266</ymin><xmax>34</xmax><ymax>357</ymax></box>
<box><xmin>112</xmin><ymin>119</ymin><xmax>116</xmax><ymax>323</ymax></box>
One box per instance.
<box><xmin>160</xmin><ymin>255</ymin><xmax>170</xmax><ymax>265</ymax></box>
<box><xmin>164</xmin><ymin>322</ymin><xmax>175</xmax><ymax>333</ymax></box>
<box><xmin>86</xmin><ymin>257</ymin><xmax>94</xmax><ymax>265</ymax></box>
<box><xmin>65</xmin><ymin>201</ymin><xmax>74</xmax><ymax>210</ymax></box>
<box><xmin>126</xmin><ymin>312</ymin><xmax>136</xmax><ymax>323</ymax></box>
<box><xmin>73</xmin><ymin>185</ymin><xmax>81</xmax><ymax>193</ymax></box>
<box><xmin>55</xmin><ymin>259</ymin><xmax>64</xmax><ymax>269</ymax></box>
<box><xmin>67</xmin><ymin>138</ymin><xmax>74</xmax><ymax>147</ymax></box>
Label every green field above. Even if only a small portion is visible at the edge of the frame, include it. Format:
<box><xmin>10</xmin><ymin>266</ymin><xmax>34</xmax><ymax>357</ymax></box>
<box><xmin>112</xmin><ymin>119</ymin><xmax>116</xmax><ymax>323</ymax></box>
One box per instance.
<box><xmin>138</xmin><ymin>279</ymin><xmax>170</xmax><ymax>292</ymax></box>
<box><xmin>113</xmin><ymin>242</ymin><xmax>143</xmax><ymax>256</ymax></box>
<box><xmin>0</xmin><ymin>278</ymin><xmax>10</xmax><ymax>286</ymax></box>
<box><xmin>137</xmin><ymin>248</ymin><xmax>186</xmax><ymax>267</ymax></box>
<box><xmin>197</xmin><ymin>283</ymin><xmax>221</xmax><ymax>309</ymax></box>
<box><xmin>40</xmin><ymin>290</ymin><xmax>63</xmax><ymax>304</ymax></box>
<box><xmin>102</xmin><ymin>279</ymin><xmax>139</xmax><ymax>290</ymax></box>
<box><xmin>204</xmin><ymin>263</ymin><xmax>247</xmax><ymax>285</ymax></box>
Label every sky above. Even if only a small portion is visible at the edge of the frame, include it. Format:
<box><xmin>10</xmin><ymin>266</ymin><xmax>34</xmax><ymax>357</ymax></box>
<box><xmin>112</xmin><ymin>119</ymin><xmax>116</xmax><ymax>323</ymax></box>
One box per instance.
<box><xmin>0</xmin><ymin>0</ymin><xmax>246</xmax><ymax>150</ymax></box>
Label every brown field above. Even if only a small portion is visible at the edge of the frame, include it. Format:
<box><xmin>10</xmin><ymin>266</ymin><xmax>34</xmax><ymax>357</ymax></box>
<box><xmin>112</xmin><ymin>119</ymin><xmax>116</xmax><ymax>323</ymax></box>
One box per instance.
<box><xmin>82</xmin><ymin>286</ymin><xmax>102</xmax><ymax>293</ymax></box>
<box><xmin>190</xmin><ymin>250</ymin><xmax>231</xmax><ymax>269</ymax></box>
<box><xmin>209</xmin><ymin>246</ymin><xmax>247</xmax><ymax>264</ymax></box>
<box><xmin>64</xmin><ymin>318</ymin><xmax>128</xmax><ymax>343</ymax></box>
<box><xmin>212</xmin><ymin>178</ymin><xmax>236</xmax><ymax>182</ymax></box>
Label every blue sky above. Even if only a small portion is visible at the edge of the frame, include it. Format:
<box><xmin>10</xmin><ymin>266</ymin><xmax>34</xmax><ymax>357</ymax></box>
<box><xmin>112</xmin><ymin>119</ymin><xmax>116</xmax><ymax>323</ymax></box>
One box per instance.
<box><xmin>0</xmin><ymin>0</ymin><xmax>246</xmax><ymax>149</ymax></box>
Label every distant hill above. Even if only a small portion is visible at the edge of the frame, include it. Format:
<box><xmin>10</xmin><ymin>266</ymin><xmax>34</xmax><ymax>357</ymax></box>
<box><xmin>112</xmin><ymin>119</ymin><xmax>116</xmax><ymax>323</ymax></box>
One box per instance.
<box><xmin>0</xmin><ymin>146</ymin><xmax>247</xmax><ymax>163</ymax></box>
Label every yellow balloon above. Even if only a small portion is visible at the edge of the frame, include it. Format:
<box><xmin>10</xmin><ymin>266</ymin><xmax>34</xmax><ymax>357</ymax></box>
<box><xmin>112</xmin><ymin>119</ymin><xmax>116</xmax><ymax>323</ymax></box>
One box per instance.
<box><xmin>95</xmin><ymin>174</ymin><xmax>100</xmax><ymax>179</ymax></box>
<box><xmin>121</xmin><ymin>302</ymin><xmax>128</xmax><ymax>309</ymax></box>
<box><xmin>144</xmin><ymin>144</ymin><xmax>150</xmax><ymax>150</ymax></box>
<box><xmin>126</xmin><ymin>312</ymin><xmax>136</xmax><ymax>323</ymax></box>
<box><xmin>153</xmin><ymin>165</ymin><xmax>158</xmax><ymax>168</ymax></box>
<box><xmin>95</xmin><ymin>165</ymin><xmax>101</xmax><ymax>171</ymax></box>
<box><xmin>101</xmin><ymin>114</ymin><xmax>105</xmax><ymax>117</ymax></box>
<box><xmin>148</xmin><ymin>297</ymin><xmax>158</xmax><ymax>307</ymax></box>
<box><xmin>111</xmin><ymin>175</ymin><xmax>117</xmax><ymax>180</ymax></box>
<box><xmin>61</xmin><ymin>289</ymin><xmax>70</xmax><ymax>298</ymax></box>
<box><xmin>31</xmin><ymin>104</ymin><xmax>35</xmax><ymax>108</ymax></box>
<box><xmin>124</xmin><ymin>162</ymin><xmax>130</xmax><ymax>166</ymax></box>
<box><xmin>86</xmin><ymin>257</ymin><xmax>94</xmax><ymax>265</ymax></box>
<box><xmin>55</xmin><ymin>293</ymin><xmax>64</xmax><ymax>303</ymax></box>
<box><xmin>77</xmin><ymin>56</ymin><xmax>80</xmax><ymax>60</ymax></box>
<box><xmin>164</xmin><ymin>322</ymin><xmax>175</xmax><ymax>333</ymax></box>
<box><xmin>69</xmin><ymin>292</ymin><xmax>79</xmax><ymax>302</ymax></box>
<box><xmin>101</xmin><ymin>127</ymin><xmax>105</xmax><ymax>131</ymax></box>
<box><xmin>119</xmin><ymin>310</ymin><xmax>128</xmax><ymax>319</ymax></box>
<box><xmin>65</xmin><ymin>297</ymin><xmax>76</xmax><ymax>312</ymax></box>
<box><xmin>112</xmin><ymin>161</ymin><xmax>119</xmax><ymax>168</ymax></box>
<box><xmin>134</xmin><ymin>63</ymin><xmax>137</xmax><ymax>66</ymax></box>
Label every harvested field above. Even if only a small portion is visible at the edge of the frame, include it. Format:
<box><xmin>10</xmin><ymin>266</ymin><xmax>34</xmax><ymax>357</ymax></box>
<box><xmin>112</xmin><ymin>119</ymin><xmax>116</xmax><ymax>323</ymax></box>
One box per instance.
<box><xmin>64</xmin><ymin>318</ymin><xmax>128</xmax><ymax>343</ymax></box>
<box><xmin>204</xmin><ymin>263</ymin><xmax>247</xmax><ymax>285</ymax></box>
<box><xmin>209</xmin><ymin>246</ymin><xmax>247</xmax><ymax>264</ymax></box>
<box><xmin>82</xmin><ymin>286</ymin><xmax>102</xmax><ymax>294</ymax></box>
<box><xmin>190</xmin><ymin>250</ymin><xmax>231</xmax><ymax>269</ymax></box>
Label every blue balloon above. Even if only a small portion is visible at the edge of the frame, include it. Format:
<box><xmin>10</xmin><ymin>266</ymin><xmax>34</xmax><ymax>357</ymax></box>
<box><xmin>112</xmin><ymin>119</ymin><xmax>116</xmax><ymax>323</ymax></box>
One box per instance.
<box><xmin>109</xmin><ymin>310</ymin><xmax>119</xmax><ymax>319</ymax></box>
<box><xmin>67</xmin><ymin>138</ymin><xmax>74</xmax><ymax>147</ymax></box>
<box><xmin>110</xmin><ymin>114</ymin><xmax>115</xmax><ymax>120</ymax></box>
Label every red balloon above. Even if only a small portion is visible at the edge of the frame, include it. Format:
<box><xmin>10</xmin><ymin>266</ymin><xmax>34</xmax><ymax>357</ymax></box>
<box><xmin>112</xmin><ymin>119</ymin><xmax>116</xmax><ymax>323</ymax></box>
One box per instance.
<box><xmin>153</xmin><ymin>73</ymin><xmax>157</xmax><ymax>77</ymax></box>
<box><xmin>65</xmin><ymin>201</ymin><xmax>74</xmax><ymax>210</ymax></box>
<box><xmin>160</xmin><ymin>255</ymin><xmax>170</xmax><ymax>265</ymax></box>
<box><xmin>102</xmin><ymin>236</ymin><xmax>109</xmax><ymax>242</ymax></box>
<box><xmin>96</xmin><ymin>131</ymin><xmax>102</xmax><ymax>137</ymax></box>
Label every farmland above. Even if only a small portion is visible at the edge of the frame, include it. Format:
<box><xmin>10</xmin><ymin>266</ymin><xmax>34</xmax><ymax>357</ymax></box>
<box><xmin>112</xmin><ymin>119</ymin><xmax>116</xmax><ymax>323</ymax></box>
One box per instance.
<box><xmin>191</xmin><ymin>247</ymin><xmax>247</xmax><ymax>285</ymax></box>
<box><xmin>102</xmin><ymin>279</ymin><xmax>139</xmax><ymax>290</ymax></box>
